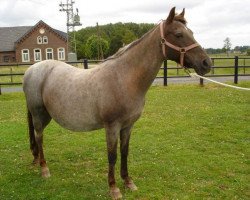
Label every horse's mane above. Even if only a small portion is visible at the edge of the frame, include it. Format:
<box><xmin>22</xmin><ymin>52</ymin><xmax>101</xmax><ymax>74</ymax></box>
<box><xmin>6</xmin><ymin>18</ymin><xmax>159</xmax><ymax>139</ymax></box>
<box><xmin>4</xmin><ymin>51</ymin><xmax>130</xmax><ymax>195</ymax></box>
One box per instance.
<box><xmin>103</xmin><ymin>14</ymin><xmax>187</xmax><ymax>62</ymax></box>
<box><xmin>103</xmin><ymin>25</ymin><xmax>158</xmax><ymax>62</ymax></box>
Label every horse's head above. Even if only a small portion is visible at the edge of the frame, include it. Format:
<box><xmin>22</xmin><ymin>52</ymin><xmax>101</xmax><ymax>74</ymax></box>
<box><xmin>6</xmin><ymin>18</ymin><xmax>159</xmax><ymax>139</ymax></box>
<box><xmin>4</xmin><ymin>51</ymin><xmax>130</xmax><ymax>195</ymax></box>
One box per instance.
<box><xmin>161</xmin><ymin>7</ymin><xmax>212</xmax><ymax>75</ymax></box>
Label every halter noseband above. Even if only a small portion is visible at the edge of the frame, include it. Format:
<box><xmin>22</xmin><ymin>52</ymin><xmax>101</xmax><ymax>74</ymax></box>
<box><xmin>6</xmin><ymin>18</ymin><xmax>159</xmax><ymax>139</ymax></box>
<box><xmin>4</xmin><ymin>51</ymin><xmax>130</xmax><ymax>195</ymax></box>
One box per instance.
<box><xmin>160</xmin><ymin>21</ymin><xmax>200</xmax><ymax>68</ymax></box>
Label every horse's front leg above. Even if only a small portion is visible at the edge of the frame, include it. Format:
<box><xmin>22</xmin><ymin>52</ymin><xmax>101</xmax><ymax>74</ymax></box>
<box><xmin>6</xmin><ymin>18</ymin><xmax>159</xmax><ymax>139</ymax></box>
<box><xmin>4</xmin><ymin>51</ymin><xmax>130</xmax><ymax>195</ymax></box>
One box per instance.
<box><xmin>105</xmin><ymin>123</ymin><xmax>122</xmax><ymax>199</ymax></box>
<box><xmin>120</xmin><ymin>126</ymin><xmax>137</xmax><ymax>191</ymax></box>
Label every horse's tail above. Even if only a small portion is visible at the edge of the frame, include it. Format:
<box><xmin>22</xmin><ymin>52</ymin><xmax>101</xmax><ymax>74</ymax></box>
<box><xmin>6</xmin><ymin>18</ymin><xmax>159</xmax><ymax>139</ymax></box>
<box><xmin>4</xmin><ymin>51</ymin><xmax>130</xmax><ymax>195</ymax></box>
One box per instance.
<box><xmin>27</xmin><ymin>109</ymin><xmax>36</xmax><ymax>151</ymax></box>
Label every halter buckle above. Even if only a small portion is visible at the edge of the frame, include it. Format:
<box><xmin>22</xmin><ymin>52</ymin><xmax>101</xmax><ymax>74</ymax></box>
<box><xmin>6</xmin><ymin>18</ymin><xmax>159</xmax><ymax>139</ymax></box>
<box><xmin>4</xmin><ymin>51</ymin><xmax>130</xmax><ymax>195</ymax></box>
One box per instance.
<box><xmin>161</xmin><ymin>38</ymin><xmax>166</xmax><ymax>45</ymax></box>
<box><xmin>180</xmin><ymin>48</ymin><xmax>186</xmax><ymax>53</ymax></box>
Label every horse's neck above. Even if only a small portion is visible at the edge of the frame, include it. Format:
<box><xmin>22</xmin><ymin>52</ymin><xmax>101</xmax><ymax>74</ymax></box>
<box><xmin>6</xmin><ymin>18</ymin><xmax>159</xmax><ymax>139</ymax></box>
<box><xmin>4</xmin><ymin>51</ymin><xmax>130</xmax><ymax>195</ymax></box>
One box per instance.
<box><xmin>117</xmin><ymin>25</ymin><xmax>164</xmax><ymax>94</ymax></box>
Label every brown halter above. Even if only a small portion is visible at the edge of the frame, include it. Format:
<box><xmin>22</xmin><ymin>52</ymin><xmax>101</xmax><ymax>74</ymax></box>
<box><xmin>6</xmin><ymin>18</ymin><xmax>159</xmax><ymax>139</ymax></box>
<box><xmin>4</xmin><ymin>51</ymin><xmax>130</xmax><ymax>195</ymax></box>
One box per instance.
<box><xmin>160</xmin><ymin>21</ymin><xmax>200</xmax><ymax>68</ymax></box>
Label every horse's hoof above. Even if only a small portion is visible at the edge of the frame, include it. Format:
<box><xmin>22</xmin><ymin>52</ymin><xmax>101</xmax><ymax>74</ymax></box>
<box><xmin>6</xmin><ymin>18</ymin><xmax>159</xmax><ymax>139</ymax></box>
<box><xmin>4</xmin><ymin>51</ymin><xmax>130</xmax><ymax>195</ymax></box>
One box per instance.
<box><xmin>125</xmin><ymin>180</ymin><xmax>138</xmax><ymax>191</ymax></box>
<box><xmin>41</xmin><ymin>167</ymin><xmax>51</xmax><ymax>178</ymax></box>
<box><xmin>110</xmin><ymin>187</ymin><xmax>122</xmax><ymax>200</ymax></box>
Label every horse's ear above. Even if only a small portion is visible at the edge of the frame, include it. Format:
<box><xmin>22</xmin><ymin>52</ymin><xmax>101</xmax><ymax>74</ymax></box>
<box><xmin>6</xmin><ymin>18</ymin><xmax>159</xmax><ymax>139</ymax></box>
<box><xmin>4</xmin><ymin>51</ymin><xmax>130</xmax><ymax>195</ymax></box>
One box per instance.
<box><xmin>180</xmin><ymin>8</ymin><xmax>185</xmax><ymax>17</ymax></box>
<box><xmin>166</xmin><ymin>7</ymin><xmax>176</xmax><ymax>24</ymax></box>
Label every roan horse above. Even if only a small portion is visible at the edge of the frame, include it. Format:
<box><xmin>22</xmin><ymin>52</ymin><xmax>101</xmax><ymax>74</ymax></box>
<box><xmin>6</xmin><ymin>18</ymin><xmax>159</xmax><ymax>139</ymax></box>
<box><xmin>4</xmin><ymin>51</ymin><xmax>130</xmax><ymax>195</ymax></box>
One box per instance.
<box><xmin>23</xmin><ymin>7</ymin><xmax>211</xmax><ymax>199</ymax></box>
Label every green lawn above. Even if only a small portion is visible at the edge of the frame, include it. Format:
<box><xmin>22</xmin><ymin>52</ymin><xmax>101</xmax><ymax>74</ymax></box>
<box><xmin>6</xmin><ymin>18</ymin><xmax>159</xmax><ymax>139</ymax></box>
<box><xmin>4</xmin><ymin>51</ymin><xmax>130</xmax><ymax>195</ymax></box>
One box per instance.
<box><xmin>0</xmin><ymin>83</ymin><xmax>250</xmax><ymax>199</ymax></box>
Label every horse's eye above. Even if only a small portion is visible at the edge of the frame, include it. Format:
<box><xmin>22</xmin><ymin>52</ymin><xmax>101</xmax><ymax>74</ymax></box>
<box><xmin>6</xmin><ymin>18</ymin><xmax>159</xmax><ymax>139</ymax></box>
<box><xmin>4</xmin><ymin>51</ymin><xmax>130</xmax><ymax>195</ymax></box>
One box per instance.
<box><xmin>175</xmin><ymin>32</ymin><xmax>183</xmax><ymax>38</ymax></box>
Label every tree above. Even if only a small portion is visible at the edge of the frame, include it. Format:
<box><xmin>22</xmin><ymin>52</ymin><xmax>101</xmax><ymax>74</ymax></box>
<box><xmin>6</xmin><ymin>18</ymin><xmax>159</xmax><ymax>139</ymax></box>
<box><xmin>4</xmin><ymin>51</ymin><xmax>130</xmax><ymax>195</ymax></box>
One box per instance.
<box><xmin>109</xmin><ymin>34</ymin><xmax>123</xmax><ymax>55</ymax></box>
<box><xmin>223</xmin><ymin>37</ymin><xmax>232</xmax><ymax>56</ymax></box>
<box><xmin>76</xmin><ymin>43</ymin><xmax>86</xmax><ymax>60</ymax></box>
<box><xmin>247</xmin><ymin>48</ymin><xmax>250</xmax><ymax>56</ymax></box>
<box><xmin>122</xmin><ymin>30</ymin><xmax>137</xmax><ymax>45</ymax></box>
<box><xmin>85</xmin><ymin>35</ymin><xmax>109</xmax><ymax>59</ymax></box>
<box><xmin>74</xmin><ymin>22</ymin><xmax>155</xmax><ymax>59</ymax></box>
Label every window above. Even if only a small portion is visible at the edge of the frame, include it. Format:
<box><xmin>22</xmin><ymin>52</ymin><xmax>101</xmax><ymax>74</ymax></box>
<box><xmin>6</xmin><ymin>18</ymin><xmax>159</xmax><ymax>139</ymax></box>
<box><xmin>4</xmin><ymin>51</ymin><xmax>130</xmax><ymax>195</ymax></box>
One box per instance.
<box><xmin>43</xmin><ymin>36</ymin><xmax>48</xmax><ymax>44</ymax></box>
<box><xmin>37</xmin><ymin>36</ymin><xmax>48</xmax><ymax>44</ymax></box>
<box><xmin>46</xmin><ymin>48</ymin><xmax>53</xmax><ymax>60</ymax></box>
<box><xmin>3</xmin><ymin>55</ymin><xmax>10</xmax><ymax>62</ymax></box>
<box><xmin>22</xmin><ymin>49</ymin><xmax>30</xmax><ymax>62</ymax></box>
<box><xmin>57</xmin><ymin>48</ymin><xmax>65</xmax><ymax>60</ymax></box>
<box><xmin>37</xmin><ymin>36</ymin><xmax>42</xmax><ymax>44</ymax></box>
<box><xmin>34</xmin><ymin>49</ymin><xmax>42</xmax><ymax>62</ymax></box>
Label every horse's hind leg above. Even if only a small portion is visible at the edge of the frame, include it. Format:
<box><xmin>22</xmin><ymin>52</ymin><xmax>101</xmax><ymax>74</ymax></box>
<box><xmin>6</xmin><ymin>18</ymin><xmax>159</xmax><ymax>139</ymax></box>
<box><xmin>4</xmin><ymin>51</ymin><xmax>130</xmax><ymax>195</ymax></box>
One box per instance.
<box><xmin>28</xmin><ymin>107</ymin><xmax>51</xmax><ymax>178</ymax></box>
<box><xmin>120</xmin><ymin>125</ymin><xmax>137</xmax><ymax>191</ymax></box>
<box><xmin>28</xmin><ymin>110</ymin><xmax>39</xmax><ymax>165</ymax></box>
<box><xmin>35</xmin><ymin>129</ymin><xmax>50</xmax><ymax>178</ymax></box>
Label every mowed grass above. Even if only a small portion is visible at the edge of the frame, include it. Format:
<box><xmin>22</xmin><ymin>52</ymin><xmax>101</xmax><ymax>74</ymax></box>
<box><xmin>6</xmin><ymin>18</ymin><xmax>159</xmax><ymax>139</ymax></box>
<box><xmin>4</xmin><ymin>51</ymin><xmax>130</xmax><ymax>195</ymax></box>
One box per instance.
<box><xmin>0</xmin><ymin>83</ymin><xmax>250</xmax><ymax>199</ymax></box>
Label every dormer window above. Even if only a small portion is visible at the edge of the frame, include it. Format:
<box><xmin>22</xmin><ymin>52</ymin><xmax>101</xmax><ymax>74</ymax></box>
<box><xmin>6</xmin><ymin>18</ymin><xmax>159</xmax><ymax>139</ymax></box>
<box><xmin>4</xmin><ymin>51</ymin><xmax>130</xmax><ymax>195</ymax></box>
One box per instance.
<box><xmin>37</xmin><ymin>36</ymin><xmax>42</xmax><ymax>44</ymax></box>
<box><xmin>43</xmin><ymin>36</ymin><xmax>48</xmax><ymax>44</ymax></box>
<box><xmin>37</xmin><ymin>36</ymin><xmax>48</xmax><ymax>44</ymax></box>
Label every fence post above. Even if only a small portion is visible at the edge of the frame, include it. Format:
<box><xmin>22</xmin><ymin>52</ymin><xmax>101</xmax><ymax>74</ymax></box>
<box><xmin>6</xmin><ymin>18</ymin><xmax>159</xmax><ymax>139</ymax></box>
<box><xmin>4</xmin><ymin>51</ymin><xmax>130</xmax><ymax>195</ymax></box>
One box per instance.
<box><xmin>10</xmin><ymin>67</ymin><xmax>13</xmax><ymax>83</ymax></box>
<box><xmin>0</xmin><ymin>85</ymin><xmax>1</xmax><ymax>95</ymax></box>
<box><xmin>163</xmin><ymin>60</ymin><xmax>167</xmax><ymax>86</ymax></box>
<box><xmin>83</xmin><ymin>59</ymin><xmax>88</xmax><ymax>69</ymax></box>
<box><xmin>243</xmin><ymin>58</ymin><xmax>246</xmax><ymax>74</ymax></box>
<box><xmin>234</xmin><ymin>56</ymin><xmax>238</xmax><ymax>84</ymax></box>
<box><xmin>199</xmin><ymin>77</ymin><xmax>204</xmax><ymax>86</ymax></box>
<box><xmin>211</xmin><ymin>58</ymin><xmax>215</xmax><ymax>75</ymax></box>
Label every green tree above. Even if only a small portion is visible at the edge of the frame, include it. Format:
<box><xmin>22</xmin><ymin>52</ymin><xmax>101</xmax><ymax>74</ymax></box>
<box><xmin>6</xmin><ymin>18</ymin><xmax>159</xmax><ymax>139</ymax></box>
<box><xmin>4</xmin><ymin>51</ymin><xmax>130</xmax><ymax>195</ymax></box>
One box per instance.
<box><xmin>85</xmin><ymin>35</ymin><xmax>109</xmax><ymax>59</ymax></box>
<box><xmin>247</xmin><ymin>48</ymin><xmax>250</xmax><ymax>56</ymax></box>
<box><xmin>109</xmin><ymin>34</ymin><xmax>123</xmax><ymax>55</ymax></box>
<box><xmin>74</xmin><ymin>22</ymin><xmax>155</xmax><ymax>59</ymax></box>
<box><xmin>223</xmin><ymin>37</ymin><xmax>232</xmax><ymax>56</ymax></box>
<box><xmin>75</xmin><ymin>41</ymin><xmax>86</xmax><ymax>60</ymax></box>
<box><xmin>122</xmin><ymin>29</ymin><xmax>137</xmax><ymax>45</ymax></box>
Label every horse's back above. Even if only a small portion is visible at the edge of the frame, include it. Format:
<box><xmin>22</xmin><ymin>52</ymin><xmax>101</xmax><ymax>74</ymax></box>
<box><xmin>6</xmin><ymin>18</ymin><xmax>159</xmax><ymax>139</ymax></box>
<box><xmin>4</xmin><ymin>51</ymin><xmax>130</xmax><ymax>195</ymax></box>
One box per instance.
<box><xmin>23</xmin><ymin>60</ymin><xmax>103</xmax><ymax>131</ymax></box>
<box><xmin>23</xmin><ymin>60</ymin><xmax>79</xmax><ymax>92</ymax></box>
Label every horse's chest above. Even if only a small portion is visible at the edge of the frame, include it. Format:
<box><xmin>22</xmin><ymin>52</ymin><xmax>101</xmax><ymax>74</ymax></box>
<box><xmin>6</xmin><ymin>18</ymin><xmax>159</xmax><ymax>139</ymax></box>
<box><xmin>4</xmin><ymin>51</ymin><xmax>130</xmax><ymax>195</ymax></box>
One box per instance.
<box><xmin>101</xmin><ymin>97</ymin><xmax>145</xmax><ymax>127</ymax></box>
<box><xmin>122</xmin><ymin>109</ymin><xmax>143</xmax><ymax>128</ymax></box>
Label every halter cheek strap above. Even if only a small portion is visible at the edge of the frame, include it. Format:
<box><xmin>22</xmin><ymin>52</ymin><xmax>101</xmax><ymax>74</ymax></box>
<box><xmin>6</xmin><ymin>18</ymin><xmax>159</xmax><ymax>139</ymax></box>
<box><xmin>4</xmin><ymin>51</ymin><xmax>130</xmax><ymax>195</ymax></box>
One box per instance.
<box><xmin>160</xmin><ymin>21</ymin><xmax>200</xmax><ymax>68</ymax></box>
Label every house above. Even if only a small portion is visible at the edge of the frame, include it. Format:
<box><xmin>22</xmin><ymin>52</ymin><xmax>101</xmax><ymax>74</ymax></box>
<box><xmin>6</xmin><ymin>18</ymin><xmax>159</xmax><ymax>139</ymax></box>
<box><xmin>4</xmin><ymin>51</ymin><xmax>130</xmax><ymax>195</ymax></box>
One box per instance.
<box><xmin>0</xmin><ymin>20</ymin><xmax>67</xmax><ymax>63</ymax></box>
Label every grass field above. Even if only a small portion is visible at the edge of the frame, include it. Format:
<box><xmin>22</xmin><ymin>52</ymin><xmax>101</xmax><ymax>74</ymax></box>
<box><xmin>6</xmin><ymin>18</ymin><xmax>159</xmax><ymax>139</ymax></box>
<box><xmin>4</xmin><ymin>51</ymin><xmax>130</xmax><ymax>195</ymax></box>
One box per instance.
<box><xmin>0</xmin><ymin>82</ymin><xmax>250</xmax><ymax>200</ymax></box>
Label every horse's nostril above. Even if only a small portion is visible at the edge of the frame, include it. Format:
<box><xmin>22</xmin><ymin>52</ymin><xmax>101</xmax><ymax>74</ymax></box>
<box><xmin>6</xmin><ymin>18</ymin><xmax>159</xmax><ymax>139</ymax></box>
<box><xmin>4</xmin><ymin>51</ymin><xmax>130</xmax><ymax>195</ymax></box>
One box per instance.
<box><xmin>202</xmin><ymin>58</ymin><xmax>212</xmax><ymax>68</ymax></box>
<box><xmin>203</xmin><ymin>59</ymin><xmax>209</xmax><ymax>67</ymax></box>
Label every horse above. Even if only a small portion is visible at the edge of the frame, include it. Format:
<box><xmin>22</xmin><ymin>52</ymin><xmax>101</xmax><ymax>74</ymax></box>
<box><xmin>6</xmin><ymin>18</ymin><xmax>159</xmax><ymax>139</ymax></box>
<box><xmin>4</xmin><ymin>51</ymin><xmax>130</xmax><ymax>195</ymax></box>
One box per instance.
<box><xmin>23</xmin><ymin>7</ymin><xmax>212</xmax><ymax>199</ymax></box>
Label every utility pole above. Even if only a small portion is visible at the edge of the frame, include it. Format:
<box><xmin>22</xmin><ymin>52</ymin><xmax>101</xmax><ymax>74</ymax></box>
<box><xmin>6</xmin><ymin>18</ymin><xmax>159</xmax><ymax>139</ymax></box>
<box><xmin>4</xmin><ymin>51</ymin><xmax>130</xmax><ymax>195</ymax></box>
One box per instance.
<box><xmin>59</xmin><ymin>0</ymin><xmax>82</xmax><ymax>61</ymax></box>
<box><xmin>96</xmin><ymin>22</ymin><xmax>103</xmax><ymax>60</ymax></box>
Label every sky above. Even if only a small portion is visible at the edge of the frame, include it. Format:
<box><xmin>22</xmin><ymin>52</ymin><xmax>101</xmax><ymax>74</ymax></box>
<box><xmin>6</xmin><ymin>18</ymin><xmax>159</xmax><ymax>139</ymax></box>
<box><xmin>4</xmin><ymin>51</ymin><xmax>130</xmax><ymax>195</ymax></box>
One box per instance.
<box><xmin>0</xmin><ymin>0</ymin><xmax>250</xmax><ymax>49</ymax></box>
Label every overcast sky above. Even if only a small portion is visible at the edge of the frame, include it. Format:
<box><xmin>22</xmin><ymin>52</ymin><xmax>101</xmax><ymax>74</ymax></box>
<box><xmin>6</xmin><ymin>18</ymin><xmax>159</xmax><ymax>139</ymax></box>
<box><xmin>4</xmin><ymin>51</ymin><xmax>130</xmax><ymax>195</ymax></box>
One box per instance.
<box><xmin>0</xmin><ymin>0</ymin><xmax>250</xmax><ymax>48</ymax></box>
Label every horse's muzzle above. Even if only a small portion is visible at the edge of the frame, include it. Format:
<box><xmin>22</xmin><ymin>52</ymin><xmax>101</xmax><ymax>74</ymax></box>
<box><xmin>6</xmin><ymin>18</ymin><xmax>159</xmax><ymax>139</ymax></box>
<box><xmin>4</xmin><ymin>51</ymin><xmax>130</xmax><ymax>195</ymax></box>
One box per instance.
<box><xmin>200</xmin><ymin>57</ymin><xmax>212</xmax><ymax>75</ymax></box>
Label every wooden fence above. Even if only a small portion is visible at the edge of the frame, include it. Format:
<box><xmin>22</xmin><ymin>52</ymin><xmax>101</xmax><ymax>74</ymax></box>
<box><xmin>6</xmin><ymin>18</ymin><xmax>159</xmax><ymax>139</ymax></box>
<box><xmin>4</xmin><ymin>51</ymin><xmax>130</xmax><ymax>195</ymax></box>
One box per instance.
<box><xmin>0</xmin><ymin>56</ymin><xmax>249</xmax><ymax>94</ymax></box>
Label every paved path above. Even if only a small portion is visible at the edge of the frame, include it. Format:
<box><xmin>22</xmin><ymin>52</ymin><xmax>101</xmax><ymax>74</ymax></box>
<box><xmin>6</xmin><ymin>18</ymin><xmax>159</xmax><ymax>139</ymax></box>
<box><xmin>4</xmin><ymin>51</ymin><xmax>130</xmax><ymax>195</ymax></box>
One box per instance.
<box><xmin>154</xmin><ymin>76</ymin><xmax>250</xmax><ymax>86</ymax></box>
<box><xmin>1</xmin><ymin>76</ymin><xmax>249</xmax><ymax>94</ymax></box>
<box><xmin>1</xmin><ymin>86</ymin><xmax>23</xmax><ymax>93</ymax></box>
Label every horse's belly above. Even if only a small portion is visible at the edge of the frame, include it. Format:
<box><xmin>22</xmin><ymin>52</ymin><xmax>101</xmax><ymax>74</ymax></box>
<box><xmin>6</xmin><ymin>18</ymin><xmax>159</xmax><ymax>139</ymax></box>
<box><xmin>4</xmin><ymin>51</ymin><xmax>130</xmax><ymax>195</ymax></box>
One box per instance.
<box><xmin>57</xmin><ymin>119</ymin><xmax>103</xmax><ymax>132</ymax></box>
<box><xmin>44</xmin><ymin>96</ymin><xmax>103</xmax><ymax>132</ymax></box>
<box><xmin>51</xmin><ymin>112</ymin><xmax>103</xmax><ymax>132</ymax></box>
